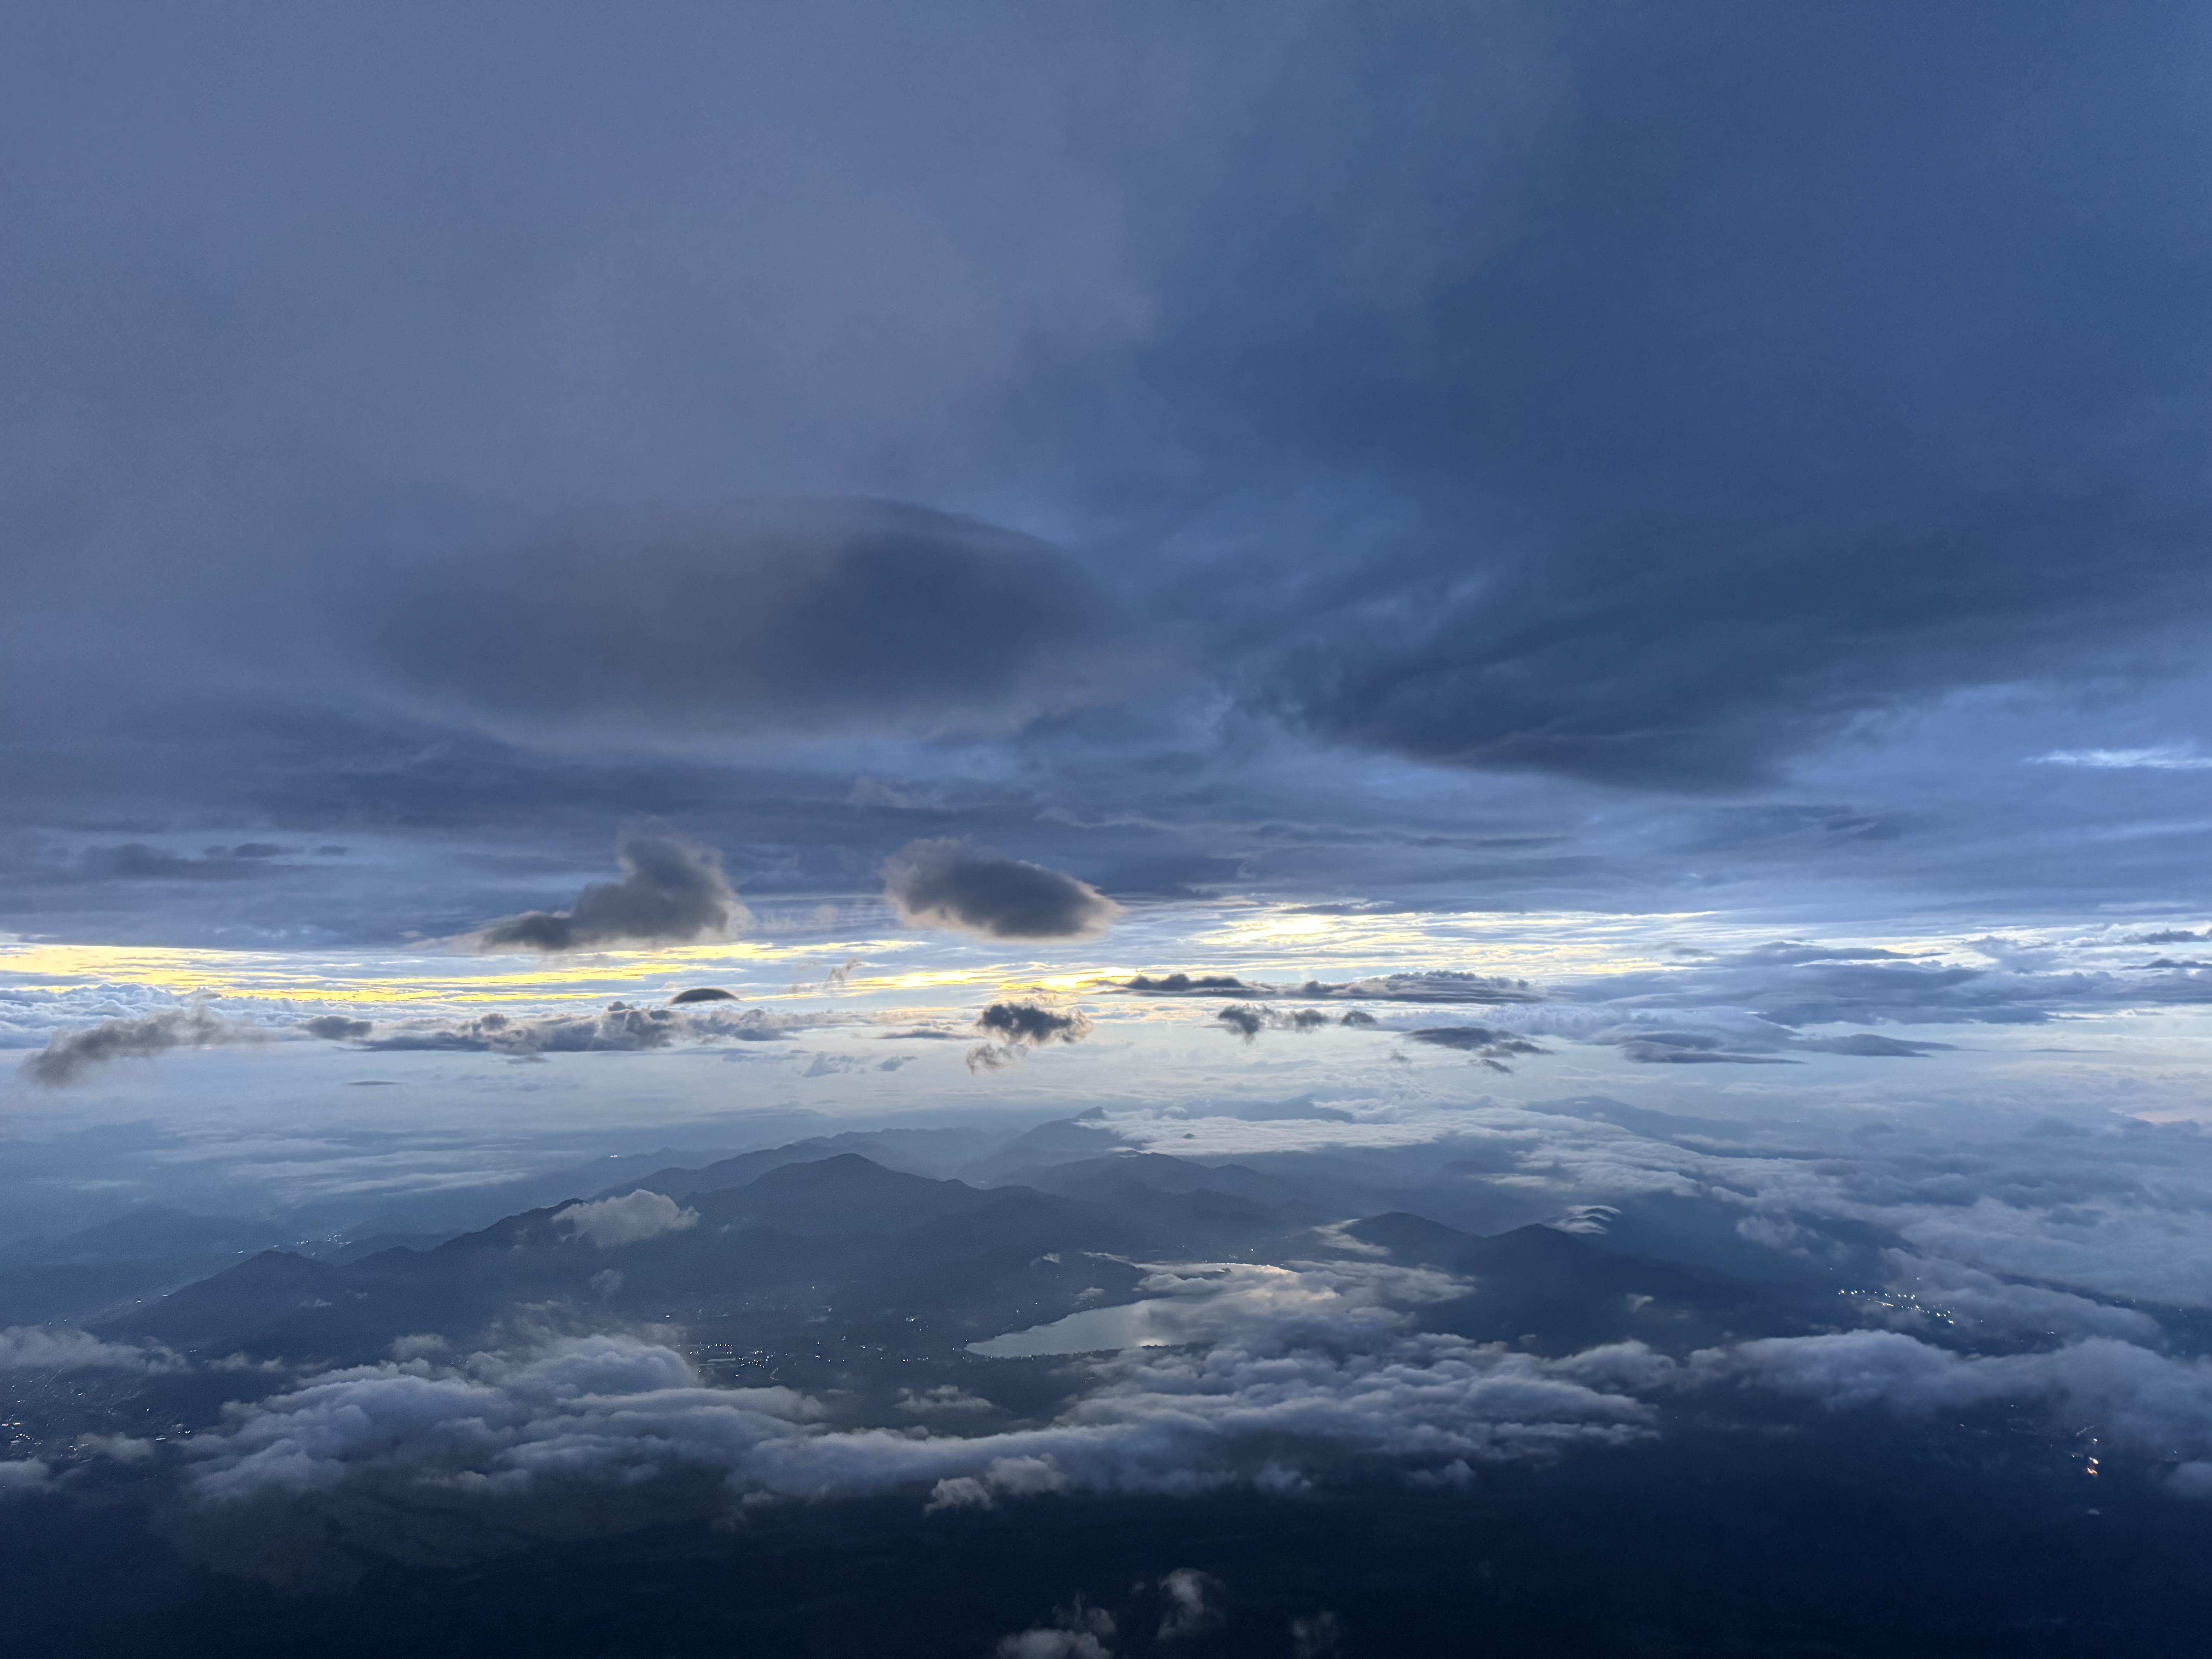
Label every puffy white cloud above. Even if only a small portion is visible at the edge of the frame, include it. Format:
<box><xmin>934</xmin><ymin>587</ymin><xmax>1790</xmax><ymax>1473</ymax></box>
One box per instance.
<box><xmin>1156</xmin><ymin>1568</ymin><xmax>1224</xmax><ymax>1641</ymax></box>
<box><xmin>996</xmin><ymin>1631</ymin><xmax>1110</xmax><ymax>1659</ymax></box>
<box><xmin>189</xmin><ymin>1334</ymin><xmax>822</xmax><ymax>1503</ymax></box>
<box><xmin>994</xmin><ymin>1601</ymin><xmax>1115</xmax><ymax>1659</ymax></box>
<box><xmin>551</xmin><ymin>1190</ymin><xmax>699</xmax><ymax>1249</ymax></box>
<box><xmin>1876</xmin><ymin>1251</ymin><xmax>2164</xmax><ymax>1344</ymax></box>
<box><xmin>1712</xmin><ymin>1329</ymin><xmax>2212</xmax><ymax>1484</ymax></box>
<box><xmin>185</xmin><ymin>1264</ymin><xmax>1659</xmax><ymax>1518</ymax></box>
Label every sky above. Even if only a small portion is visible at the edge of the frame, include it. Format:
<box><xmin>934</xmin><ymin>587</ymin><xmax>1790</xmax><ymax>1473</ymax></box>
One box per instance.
<box><xmin>7</xmin><ymin>2</ymin><xmax>2212</xmax><ymax>1273</ymax></box>
<box><xmin>18</xmin><ymin>13</ymin><xmax>2212</xmax><ymax>1649</ymax></box>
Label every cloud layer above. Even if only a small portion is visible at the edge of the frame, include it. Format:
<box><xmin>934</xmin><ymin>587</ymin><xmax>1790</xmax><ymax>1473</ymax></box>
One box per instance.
<box><xmin>182</xmin><ymin>1262</ymin><xmax>1658</xmax><ymax>1520</ymax></box>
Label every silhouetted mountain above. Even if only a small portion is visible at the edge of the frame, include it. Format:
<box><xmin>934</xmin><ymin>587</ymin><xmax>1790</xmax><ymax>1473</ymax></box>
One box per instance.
<box><xmin>957</xmin><ymin>1112</ymin><xmax>1132</xmax><ymax>1184</ymax></box>
<box><xmin>117</xmin><ymin>1250</ymin><xmax>350</xmax><ymax>1352</ymax></box>
<box><xmin>0</xmin><ymin>1207</ymin><xmax>300</xmax><ymax>1326</ymax></box>
<box><xmin>599</xmin><ymin>1128</ymin><xmax>1001</xmax><ymax>1203</ymax></box>
<box><xmin>1348</xmin><ymin>1212</ymin><xmax>1791</xmax><ymax>1352</ymax></box>
<box><xmin>99</xmin><ymin>1155</ymin><xmax>1271</xmax><ymax>1368</ymax></box>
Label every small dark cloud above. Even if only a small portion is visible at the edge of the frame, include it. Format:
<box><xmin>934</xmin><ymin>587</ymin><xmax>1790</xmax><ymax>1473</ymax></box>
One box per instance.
<box><xmin>968</xmin><ymin>1000</ymin><xmax>1093</xmax><ymax>1073</ymax></box>
<box><xmin>217</xmin><ymin>843</ymin><xmax>286</xmax><ymax>859</ymax></box>
<box><xmin>669</xmin><ymin>987</ymin><xmax>737</xmax><ymax>1005</ymax></box>
<box><xmin>1795</xmin><ymin>1033</ymin><xmax>1952</xmax><ymax>1058</ymax></box>
<box><xmin>359</xmin><ymin>1002</ymin><xmax>808</xmax><ymax>1056</ymax></box>
<box><xmin>1127</xmin><ymin>969</ymin><xmax>1537</xmax><ymax>1004</ymax></box>
<box><xmin>476</xmin><ymin>835</ymin><xmax>748</xmax><ymax>953</ymax></box>
<box><xmin>1301</xmin><ymin>972</ymin><xmax>1541</xmax><ymax>1005</ymax></box>
<box><xmin>1404</xmin><ymin>1026</ymin><xmax>1551</xmax><ymax>1072</ymax></box>
<box><xmin>1216</xmin><ymin>1004</ymin><xmax>1269</xmax><ymax>1043</ymax></box>
<box><xmin>882</xmin><ymin>839</ymin><xmax>1122</xmax><ymax>941</ymax></box>
<box><xmin>67</xmin><ymin>843</ymin><xmax>280</xmax><ymax>883</ymax></box>
<box><xmin>2134</xmin><ymin>930</ymin><xmax>2210</xmax><ymax>945</ymax></box>
<box><xmin>976</xmin><ymin>1002</ymin><xmax>1094</xmax><ymax>1047</ymax></box>
<box><xmin>300</xmin><ymin>1016</ymin><xmax>374</xmax><ymax>1042</ymax></box>
<box><xmin>23</xmin><ymin>1006</ymin><xmax>261</xmax><ymax>1086</ymax></box>
<box><xmin>1588</xmin><ymin>1027</ymin><xmax>1798</xmax><ymax>1066</ymax></box>
<box><xmin>1123</xmin><ymin>972</ymin><xmax>1256</xmax><ymax>995</ymax></box>
<box><xmin>1216</xmin><ymin>1004</ymin><xmax>1388</xmax><ymax>1043</ymax></box>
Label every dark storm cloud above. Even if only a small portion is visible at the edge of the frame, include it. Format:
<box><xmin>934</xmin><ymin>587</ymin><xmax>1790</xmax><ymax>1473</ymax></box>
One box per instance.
<box><xmin>882</xmin><ymin>840</ymin><xmax>1123</xmax><ymax>941</ymax></box>
<box><xmin>22</xmin><ymin>1006</ymin><xmax>262</xmax><ymax>1086</ymax></box>
<box><xmin>476</xmin><ymin>835</ymin><xmax>747</xmax><ymax>953</ymax></box>
<box><xmin>1168</xmin><ymin>7</ymin><xmax>2212</xmax><ymax>787</ymax></box>
<box><xmin>4</xmin><ymin>5</ymin><xmax>2212</xmax><ymax>938</ymax></box>
<box><xmin>358</xmin><ymin>501</ymin><xmax>1130</xmax><ymax>748</ymax></box>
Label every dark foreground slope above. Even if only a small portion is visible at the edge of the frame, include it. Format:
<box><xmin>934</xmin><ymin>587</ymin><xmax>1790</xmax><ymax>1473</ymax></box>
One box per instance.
<box><xmin>5</xmin><ymin>1144</ymin><xmax>2203</xmax><ymax>1657</ymax></box>
<box><xmin>5</xmin><ymin>1420</ymin><xmax>2210</xmax><ymax>1659</ymax></box>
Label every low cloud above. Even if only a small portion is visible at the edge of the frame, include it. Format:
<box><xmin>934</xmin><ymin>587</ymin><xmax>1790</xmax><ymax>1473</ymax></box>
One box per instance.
<box><xmin>1712</xmin><ymin>1328</ymin><xmax>2212</xmax><ymax>1490</ymax></box>
<box><xmin>1156</xmin><ymin>1569</ymin><xmax>1225</xmax><ymax>1641</ymax></box>
<box><xmin>669</xmin><ymin>987</ymin><xmax>737</xmax><ymax>1005</ymax></box>
<box><xmin>883</xmin><ymin>840</ymin><xmax>1123</xmax><ymax>941</ymax></box>
<box><xmin>300</xmin><ymin>1015</ymin><xmax>374</xmax><ymax>1042</ymax></box>
<box><xmin>995</xmin><ymin>1602</ymin><xmax>1116</xmax><ymax>1659</ymax></box>
<box><xmin>0</xmin><ymin>1461</ymin><xmax>51</xmax><ymax>1496</ymax></box>
<box><xmin>476</xmin><ymin>835</ymin><xmax>749</xmax><ymax>953</ymax></box>
<box><xmin>22</xmin><ymin>1005</ymin><xmax>265</xmax><ymax>1086</ymax></box>
<box><xmin>552</xmin><ymin>1191</ymin><xmax>699</xmax><ymax>1249</ymax></box>
<box><xmin>183</xmin><ymin>1265</ymin><xmax>1658</xmax><ymax>1522</ymax></box>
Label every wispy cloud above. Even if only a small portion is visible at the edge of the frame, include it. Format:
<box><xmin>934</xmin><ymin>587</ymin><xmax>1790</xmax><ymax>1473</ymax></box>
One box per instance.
<box><xmin>2032</xmin><ymin>747</ymin><xmax>2212</xmax><ymax>771</ymax></box>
